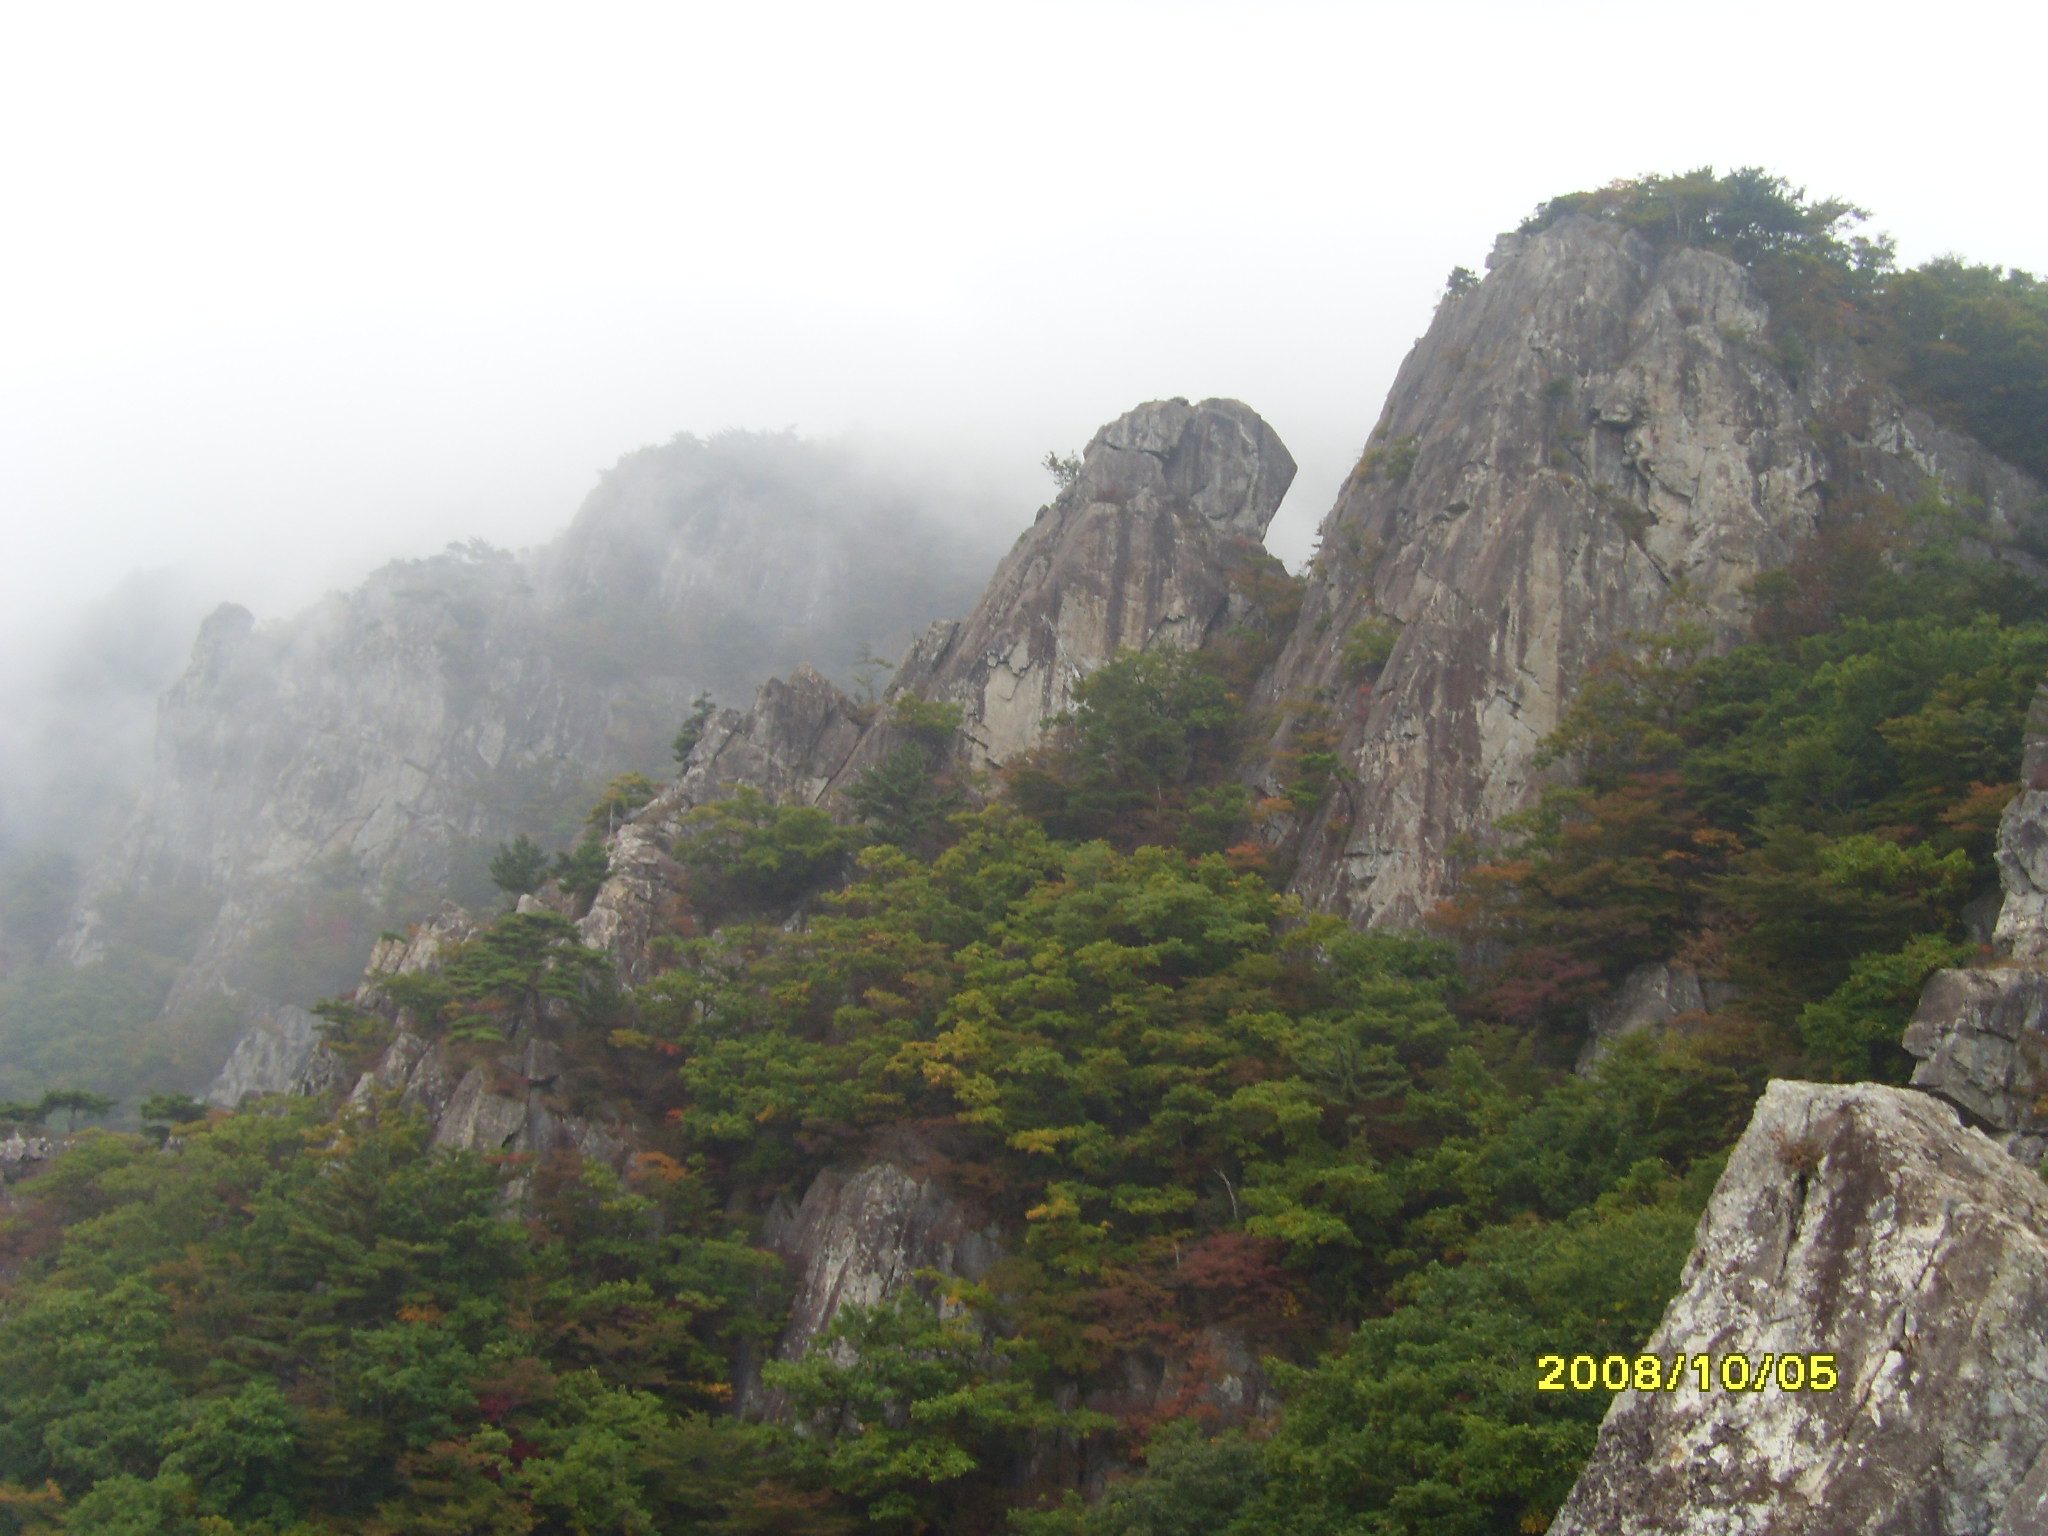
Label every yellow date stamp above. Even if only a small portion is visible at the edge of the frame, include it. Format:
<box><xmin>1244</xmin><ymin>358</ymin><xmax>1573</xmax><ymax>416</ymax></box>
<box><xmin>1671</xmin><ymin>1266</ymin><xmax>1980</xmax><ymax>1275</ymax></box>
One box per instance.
<box><xmin>1536</xmin><ymin>1352</ymin><xmax>1839</xmax><ymax>1393</ymax></box>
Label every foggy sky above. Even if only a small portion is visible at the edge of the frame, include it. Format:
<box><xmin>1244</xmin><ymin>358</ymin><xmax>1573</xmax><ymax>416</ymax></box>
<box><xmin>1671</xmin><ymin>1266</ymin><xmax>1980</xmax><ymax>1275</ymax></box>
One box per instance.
<box><xmin>3</xmin><ymin>0</ymin><xmax>2044</xmax><ymax>663</ymax></box>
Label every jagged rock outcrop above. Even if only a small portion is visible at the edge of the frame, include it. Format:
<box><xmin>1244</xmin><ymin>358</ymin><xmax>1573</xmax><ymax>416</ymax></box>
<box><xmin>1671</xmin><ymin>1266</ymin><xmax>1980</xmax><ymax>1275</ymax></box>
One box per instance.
<box><xmin>676</xmin><ymin>664</ymin><xmax>870</xmax><ymax>811</ymax></box>
<box><xmin>205</xmin><ymin>1001</ymin><xmax>353</xmax><ymax>1108</ymax></box>
<box><xmin>569</xmin><ymin>399</ymin><xmax>1297</xmax><ymax>975</ymax></box>
<box><xmin>1902</xmin><ymin>685</ymin><xmax>2048</xmax><ymax>1162</ymax></box>
<box><xmin>894</xmin><ymin>397</ymin><xmax>1294</xmax><ymax>769</ymax></box>
<box><xmin>66</xmin><ymin>552</ymin><xmax>618</xmax><ymax>995</ymax></box>
<box><xmin>1561</xmin><ymin>697</ymin><xmax>2048</xmax><ymax>1529</ymax></box>
<box><xmin>200</xmin><ymin>901</ymin><xmax>631</xmax><ymax>1169</ymax></box>
<box><xmin>1902</xmin><ymin>968</ymin><xmax>2048</xmax><ymax>1164</ymax></box>
<box><xmin>1552</xmin><ymin>1080</ymin><xmax>2048</xmax><ymax>1535</ymax></box>
<box><xmin>61</xmin><ymin>432</ymin><xmax>1005</xmax><ymax>1069</ymax></box>
<box><xmin>762</xmin><ymin>1159</ymin><xmax>1004</xmax><ymax>1367</ymax></box>
<box><xmin>1575</xmin><ymin>961</ymin><xmax>1737</xmax><ymax>1072</ymax></box>
<box><xmin>1258</xmin><ymin>214</ymin><xmax>2045</xmax><ymax>928</ymax></box>
<box><xmin>0</xmin><ymin>1131</ymin><xmax>54</xmax><ymax>1186</ymax></box>
<box><xmin>1996</xmin><ymin>686</ymin><xmax>2048</xmax><ymax>959</ymax></box>
<box><xmin>347</xmin><ymin>907</ymin><xmax>631</xmax><ymax>1166</ymax></box>
<box><xmin>375</xmin><ymin>1031</ymin><xmax>626</xmax><ymax>1168</ymax></box>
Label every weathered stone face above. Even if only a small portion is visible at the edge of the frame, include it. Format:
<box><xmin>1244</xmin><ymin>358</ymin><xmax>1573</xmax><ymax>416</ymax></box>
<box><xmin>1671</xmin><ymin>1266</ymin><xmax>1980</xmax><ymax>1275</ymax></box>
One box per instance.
<box><xmin>893</xmin><ymin>397</ymin><xmax>1294</xmax><ymax>768</ymax></box>
<box><xmin>1904</xmin><ymin>969</ymin><xmax>2048</xmax><ymax>1162</ymax></box>
<box><xmin>761</xmin><ymin>1159</ymin><xmax>1003</xmax><ymax>1369</ymax></box>
<box><xmin>1552</xmin><ymin>1081</ymin><xmax>2048</xmax><ymax>1536</ymax></box>
<box><xmin>673</xmin><ymin>664</ymin><xmax>868</xmax><ymax>811</ymax></box>
<box><xmin>1576</xmin><ymin>961</ymin><xmax>1738</xmax><ymax>1074</ymax></box>
<box><xmin>1259</xmin><ymin>216</ymin><xmax>2043</xmax><ymax>930</ymax></box>
<box><xmin>204</xmin><ymin>1002</ymin><xmax>353</xmax><ymax>1108</ymax></box>
<box><xmin>0</xmin><ymin>1132</ymin><xmax>54</xmax><ymax>1186</ymax></box>
<box><xmin>203</xmin><ymin>902</ymin><xmax>630</xmax><ymax>1172</ymax></box>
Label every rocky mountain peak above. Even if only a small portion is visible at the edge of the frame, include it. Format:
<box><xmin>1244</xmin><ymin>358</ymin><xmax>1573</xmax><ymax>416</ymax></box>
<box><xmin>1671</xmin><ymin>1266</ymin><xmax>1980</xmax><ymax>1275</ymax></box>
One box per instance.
<box><xmin>187</xmin><ymin>602</ymin><xmax>255</xmax><ymax>673</ymax></box>
<box><xmin>1084</xmin><ymin>396</ymin><xmax>1295</xmax><ymax>539</ymax></box>
<box><xmin>1259</xmin><ymin>212</ymin><xmax>2042</xmax><ymax>928</ymax></box>
<box><xmin>890</xmin><ymin>396</ymin><xmax>1295</xmax><ymax>768</ymax></box>
<box><xmin>57</xmin><ymin>432</ymin><xmax>1007</xmax><ymax>1036</ymax></box>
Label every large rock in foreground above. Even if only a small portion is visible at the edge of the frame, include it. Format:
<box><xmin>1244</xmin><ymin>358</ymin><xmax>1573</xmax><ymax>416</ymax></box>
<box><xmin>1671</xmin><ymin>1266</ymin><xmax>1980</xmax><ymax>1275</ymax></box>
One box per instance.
<box><xmin>1552</xmin><ymin>1081</ymin><xmax>2048</xmax><ymax>1536</ymax></box>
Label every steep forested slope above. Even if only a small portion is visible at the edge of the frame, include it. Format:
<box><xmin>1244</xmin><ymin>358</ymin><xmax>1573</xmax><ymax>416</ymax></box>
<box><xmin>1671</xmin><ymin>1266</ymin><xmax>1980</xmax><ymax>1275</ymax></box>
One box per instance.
<box><xmin>3</xmin><ymin>170</ymin><xmax>2047</xmax><ymax>1535</ymax></box>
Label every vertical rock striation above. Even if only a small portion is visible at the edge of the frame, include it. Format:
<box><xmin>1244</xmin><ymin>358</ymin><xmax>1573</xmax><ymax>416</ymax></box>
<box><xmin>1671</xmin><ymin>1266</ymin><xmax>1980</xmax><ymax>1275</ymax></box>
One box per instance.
<box><xmin>204</xmin><ymin>1001</ymin><xmax>353</xmax><ymax>1108</ymax></box>
<box><xmin>761</xmin><ymin>1160</ymin><xmax>1003</xmax><ymax>1369</ymax></box>
<box><xmin>1258</xmin><ymin>214</ymin><xmax>2043</xmax><ymax>929</ymax></box>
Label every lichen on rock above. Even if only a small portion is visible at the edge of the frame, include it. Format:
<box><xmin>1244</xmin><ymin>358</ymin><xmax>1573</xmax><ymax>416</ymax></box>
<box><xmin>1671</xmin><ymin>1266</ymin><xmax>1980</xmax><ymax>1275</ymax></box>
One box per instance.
<box><xmin>1552</xmin><ymin>1081</ymin><xmax>2048</xmax><ymax>1536</ymax></box>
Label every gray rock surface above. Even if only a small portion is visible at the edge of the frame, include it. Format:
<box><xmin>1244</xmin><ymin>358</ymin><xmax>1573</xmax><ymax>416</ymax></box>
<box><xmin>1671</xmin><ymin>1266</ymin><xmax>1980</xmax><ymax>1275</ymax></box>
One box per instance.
<box><xmin>1257</xmin><ymin>214</ymin><xmax>2044</xmax><ymax>928</ymax></box>
<box><xmin>674</xmin><ymin>664</ymin><xmax>868</xmax><ymax>813</ymax></box>
<box><xmin>1996</xmin><ymin>687</ymin><xmax>2048</xmax><ymax>960</ymax></box>
<box><xmin>346</xmin><ymin>915</ymin><xmax>629</xmax><ymax>1168</ymax></box>
<box><xmin>197</xmin><ymin>899</ymin><xmax>630</xmax><ymax>1172</ymax></box>
<box><xmin>893</xmin><ymin>397</ymin><xmax>1294</xmax><ymax>768</ymax></box>
<box><xmin>761</xmin><ymin>1159</ymin><xmax>1003</xmax><ymax>1369</ymax></box>
<box><xmin>204</xmin><ymin>1002</ymin><xmax>351</xmax><ymax>1108</ymax></box>
<box><xmin>0</xmin><ymin>1131</ymin><xmax>54</xmax><ymax>1185</ymax></box>
<box><xmin>1577</xmin><ymin>961</ymin><xmax>1734</xmax><ymax>1073</ymax></box>
<box><xmin>1552</xmin><ymin>1080</ymin><xmax>2048</xmax><ymax>1536</ymax></box>
<box><xmin>1901</xmin><ymin>683</ymin><xmax>2048</xmax><ymax>1161</ymax></box>
<box><xmin>1904</xmin><ymin>969</ymin><xmax>2048</xmax><ymax>1163</ymax></box>
<box><xmin>65</xmin><ymin>549</ymin><xmax>621</xmax><ymax>997</ymax></box>
<box><xmin>570</xmin><ymin>399</ymin><xmax>1297</xmax><ymax>971</ymax></box>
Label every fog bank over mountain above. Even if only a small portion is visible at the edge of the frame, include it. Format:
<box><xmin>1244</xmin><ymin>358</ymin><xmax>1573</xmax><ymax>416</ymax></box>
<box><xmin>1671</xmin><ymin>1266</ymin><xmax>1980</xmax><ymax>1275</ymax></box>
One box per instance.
<box><xmin>6</xmin><ymin>2</ymin><xmax>2041</xmax><ymax>669</ymax></box>
<box><xmin>0</xmin><ymin>570</ymin><xmax>212</xmax><ymax>859</ymax></box>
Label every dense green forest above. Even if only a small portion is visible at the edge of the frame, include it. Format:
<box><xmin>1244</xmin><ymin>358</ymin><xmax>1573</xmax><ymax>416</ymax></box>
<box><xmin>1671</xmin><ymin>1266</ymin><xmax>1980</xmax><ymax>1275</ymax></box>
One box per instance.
<box><xmin>2</xmin><ymin>170</ymin><xmax>2045</xmax><ymax>1534</ymax></box>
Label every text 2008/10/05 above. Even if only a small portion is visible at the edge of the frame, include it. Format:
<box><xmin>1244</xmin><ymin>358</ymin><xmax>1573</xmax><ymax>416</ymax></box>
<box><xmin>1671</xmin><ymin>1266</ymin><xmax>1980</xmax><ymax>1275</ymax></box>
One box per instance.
<box><xmin>1537</xmin><ymin>1353</ymin><xmax>1839</xmax><ymax>1393</ymax></box>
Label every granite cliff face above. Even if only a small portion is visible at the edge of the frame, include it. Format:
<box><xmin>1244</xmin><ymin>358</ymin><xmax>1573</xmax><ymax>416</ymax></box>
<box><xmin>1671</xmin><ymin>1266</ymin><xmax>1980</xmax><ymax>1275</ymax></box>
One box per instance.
<box><xmin>64</xmin><ymin>432</ymin><xmax>1005</xmax><ymax>1030</ymax></box>
<box><xmin>563</xmin><ymin>398</ymin><xmax>1296</xmax><ymax>979</ymax></box>
<box><xmin>68</xmin><ymin>548</ymin><xmax>622</xmax><ymax>1005</ymax></box>
<box><xmin>751</xmin><ymin>1156</ymin><xmax>1005</xmax><ymax>1416</ymax></box>
<box><xmin>1258</xmin><ymin>213</ymin><xmax>2043</xmax><ymax>928</ymax></box>
<box><xmin>206</xmin><ymin>902</ymin><xmax>633</xmax><ymax>1175</ymax></box>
